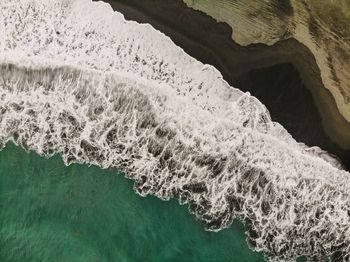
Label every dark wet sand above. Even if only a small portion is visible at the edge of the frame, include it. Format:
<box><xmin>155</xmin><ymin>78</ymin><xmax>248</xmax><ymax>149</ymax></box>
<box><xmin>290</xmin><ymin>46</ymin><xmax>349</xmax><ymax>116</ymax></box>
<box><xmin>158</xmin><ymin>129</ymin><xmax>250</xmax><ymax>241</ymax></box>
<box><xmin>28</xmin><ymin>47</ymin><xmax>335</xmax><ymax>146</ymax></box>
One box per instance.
<box><xmin>102</xmin><ymin>0</ymin><xmax>350</xmax><ymax>169</ymax></box>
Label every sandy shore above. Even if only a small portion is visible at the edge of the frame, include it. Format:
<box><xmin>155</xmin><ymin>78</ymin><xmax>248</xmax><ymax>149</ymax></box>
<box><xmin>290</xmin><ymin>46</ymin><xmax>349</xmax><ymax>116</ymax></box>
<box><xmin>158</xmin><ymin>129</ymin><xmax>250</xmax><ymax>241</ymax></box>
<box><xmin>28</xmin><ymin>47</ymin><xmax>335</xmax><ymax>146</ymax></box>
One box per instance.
<box><xmin>183</xmin><ymin>0</ymin><xmax>350</xmax><ymax>148</ymax></box>
<box><xmin>102</xmin><ymin>0</ymin><xmax>350</xmax><ymax>168</ymax></box>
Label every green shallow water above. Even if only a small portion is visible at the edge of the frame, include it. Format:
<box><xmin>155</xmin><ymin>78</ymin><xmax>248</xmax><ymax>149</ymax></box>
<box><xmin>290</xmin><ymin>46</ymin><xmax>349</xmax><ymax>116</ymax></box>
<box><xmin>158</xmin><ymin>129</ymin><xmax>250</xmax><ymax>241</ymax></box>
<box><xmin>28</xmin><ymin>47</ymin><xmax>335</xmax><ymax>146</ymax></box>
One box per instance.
<box><xmin>0</xmin><ymin>143</ymin><xmax>265</xmax><ymax>262</ymax></box>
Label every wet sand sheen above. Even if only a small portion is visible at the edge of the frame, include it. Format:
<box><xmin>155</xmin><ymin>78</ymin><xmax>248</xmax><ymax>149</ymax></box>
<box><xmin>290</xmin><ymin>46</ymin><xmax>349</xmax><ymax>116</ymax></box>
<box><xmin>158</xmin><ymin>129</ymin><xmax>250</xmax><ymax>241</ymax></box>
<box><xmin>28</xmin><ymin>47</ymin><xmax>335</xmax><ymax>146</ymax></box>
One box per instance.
<box><xmin>1</xmin><ymin>1</ymin><xmax>344</xmax><ymax>261</ymax></box>
<box><xmin>0</xmin><ymin>143</ymin><xmax>265</xmax><ymax>262</ymax></box>
<box><xmin>104</xmin><ymin>0</ymin><xmax>350</xmax><ymax>169</ymax></box>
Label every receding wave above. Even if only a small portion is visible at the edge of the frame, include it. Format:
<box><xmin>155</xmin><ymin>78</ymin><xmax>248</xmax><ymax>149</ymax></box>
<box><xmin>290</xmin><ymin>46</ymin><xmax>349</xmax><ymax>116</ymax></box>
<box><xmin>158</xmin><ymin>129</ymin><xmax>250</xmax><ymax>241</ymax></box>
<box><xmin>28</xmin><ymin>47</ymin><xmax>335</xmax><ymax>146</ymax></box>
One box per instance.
<box><xmin>1</xmin><ymin>0</ymin><xmax>350</xmax><ymax>260</ymax></box>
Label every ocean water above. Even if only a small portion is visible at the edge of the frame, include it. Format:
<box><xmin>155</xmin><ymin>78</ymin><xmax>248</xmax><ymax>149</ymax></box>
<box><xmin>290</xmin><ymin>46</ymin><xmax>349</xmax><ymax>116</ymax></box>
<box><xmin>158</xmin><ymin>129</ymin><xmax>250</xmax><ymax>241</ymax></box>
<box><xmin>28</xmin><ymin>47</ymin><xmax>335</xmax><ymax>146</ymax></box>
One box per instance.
<box><xmin>0</xmin><ymin>143</ymin><xmax>264</xmax><ymax>262</ymax></box>
<box><xmin>2</xmin><ymin>0</ymin><xmax>350</xmax><ymax>260</ymax></box>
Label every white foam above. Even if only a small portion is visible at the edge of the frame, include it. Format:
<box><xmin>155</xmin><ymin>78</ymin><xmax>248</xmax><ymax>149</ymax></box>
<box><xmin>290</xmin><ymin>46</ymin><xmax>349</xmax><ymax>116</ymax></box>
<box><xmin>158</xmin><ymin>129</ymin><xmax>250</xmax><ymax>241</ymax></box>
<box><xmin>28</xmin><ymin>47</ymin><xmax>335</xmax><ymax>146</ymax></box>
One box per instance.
<box><xmin>1</xmin><ymin>0</ymin><xmax>350</xmax><ymax>260</ymax></box>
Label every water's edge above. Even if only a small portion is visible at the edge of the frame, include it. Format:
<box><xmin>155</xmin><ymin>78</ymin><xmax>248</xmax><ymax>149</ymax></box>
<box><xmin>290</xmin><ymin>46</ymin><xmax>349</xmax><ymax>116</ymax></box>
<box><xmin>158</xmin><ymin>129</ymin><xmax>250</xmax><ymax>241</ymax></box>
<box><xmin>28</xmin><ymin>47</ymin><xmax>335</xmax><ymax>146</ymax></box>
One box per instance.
<box><xmin>104</xmin><ymin>0</ymin><xmax>350</xmax><ymax>168</ymax></box>
<box><xmin>1</xmin><ymin>1</ymin><xmax>350</xmax><ymax>260</ymax></box>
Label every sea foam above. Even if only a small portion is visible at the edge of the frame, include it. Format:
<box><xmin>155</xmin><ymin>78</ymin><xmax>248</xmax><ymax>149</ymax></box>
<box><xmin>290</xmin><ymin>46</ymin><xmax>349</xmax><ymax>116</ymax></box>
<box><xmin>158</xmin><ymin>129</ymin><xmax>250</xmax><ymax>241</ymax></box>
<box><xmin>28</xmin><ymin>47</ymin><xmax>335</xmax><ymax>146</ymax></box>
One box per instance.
<box><xmin>1</xmin><ymin>0</ymin><xmax>350</xmax><ymax>260</ymax></box>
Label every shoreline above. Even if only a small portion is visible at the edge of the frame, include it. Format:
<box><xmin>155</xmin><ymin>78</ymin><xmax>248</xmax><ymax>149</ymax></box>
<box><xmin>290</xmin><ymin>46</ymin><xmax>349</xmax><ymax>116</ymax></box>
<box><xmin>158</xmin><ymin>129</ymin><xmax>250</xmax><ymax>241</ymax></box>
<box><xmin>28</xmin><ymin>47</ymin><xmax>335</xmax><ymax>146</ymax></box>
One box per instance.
<box><xmin>104</xmin><ymin>0</ymin><xmax>350</xmax><ymax>169</ymax></box>
<box><xmin>183</xmin><ymin>0</ymin><xmax>350</xmax><ymax>143</ymax></box>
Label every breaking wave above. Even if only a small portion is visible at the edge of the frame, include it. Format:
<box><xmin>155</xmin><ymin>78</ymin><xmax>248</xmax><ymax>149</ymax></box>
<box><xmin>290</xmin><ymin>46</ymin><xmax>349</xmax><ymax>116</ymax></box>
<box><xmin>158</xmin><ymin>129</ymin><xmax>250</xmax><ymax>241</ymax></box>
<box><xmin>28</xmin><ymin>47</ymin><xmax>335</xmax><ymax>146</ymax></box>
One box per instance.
<box><xmin>1</xmin><ymin>0</ymin><xmax>350</xmax><ymax>260</ymax></box>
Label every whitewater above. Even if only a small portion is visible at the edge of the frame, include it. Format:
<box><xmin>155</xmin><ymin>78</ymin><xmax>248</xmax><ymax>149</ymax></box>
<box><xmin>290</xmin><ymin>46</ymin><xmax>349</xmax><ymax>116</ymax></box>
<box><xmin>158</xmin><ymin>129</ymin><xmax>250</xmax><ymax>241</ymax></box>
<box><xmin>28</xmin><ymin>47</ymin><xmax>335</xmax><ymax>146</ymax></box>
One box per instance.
<box><xmin>1</xmin><ymin>0</ymin><xmax>350</xmax><ymax>260</ymax></box>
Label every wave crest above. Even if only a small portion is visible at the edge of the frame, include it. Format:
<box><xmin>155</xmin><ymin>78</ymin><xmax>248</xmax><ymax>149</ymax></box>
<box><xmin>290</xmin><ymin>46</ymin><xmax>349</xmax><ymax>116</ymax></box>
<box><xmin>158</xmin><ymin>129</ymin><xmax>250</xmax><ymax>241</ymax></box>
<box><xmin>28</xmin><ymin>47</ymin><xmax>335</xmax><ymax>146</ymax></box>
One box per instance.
<box><xmin>1</xmin><ymin>0</ymin><xmax>350</xmax><ymax>260</ymax></box>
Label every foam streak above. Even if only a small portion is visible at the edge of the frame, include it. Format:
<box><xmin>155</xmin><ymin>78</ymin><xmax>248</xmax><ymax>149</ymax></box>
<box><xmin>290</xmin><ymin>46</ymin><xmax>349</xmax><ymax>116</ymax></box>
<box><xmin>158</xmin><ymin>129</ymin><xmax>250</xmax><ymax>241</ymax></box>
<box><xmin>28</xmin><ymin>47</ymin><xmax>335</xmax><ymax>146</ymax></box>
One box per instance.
<box><xmin>1</xmin><ymin>0</ymin><xmax>350</xmax><ymax>260</ymax></box>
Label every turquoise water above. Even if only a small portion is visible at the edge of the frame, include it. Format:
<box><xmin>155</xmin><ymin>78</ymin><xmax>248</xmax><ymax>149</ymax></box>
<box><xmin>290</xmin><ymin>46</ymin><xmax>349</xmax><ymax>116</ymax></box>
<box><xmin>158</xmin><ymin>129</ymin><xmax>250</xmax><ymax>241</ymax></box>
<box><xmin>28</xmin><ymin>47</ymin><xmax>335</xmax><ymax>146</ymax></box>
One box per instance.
<box><xmin>0</xmin><ymin>143</ymin><xmax>265</xmax><ymax>262</ymax></box>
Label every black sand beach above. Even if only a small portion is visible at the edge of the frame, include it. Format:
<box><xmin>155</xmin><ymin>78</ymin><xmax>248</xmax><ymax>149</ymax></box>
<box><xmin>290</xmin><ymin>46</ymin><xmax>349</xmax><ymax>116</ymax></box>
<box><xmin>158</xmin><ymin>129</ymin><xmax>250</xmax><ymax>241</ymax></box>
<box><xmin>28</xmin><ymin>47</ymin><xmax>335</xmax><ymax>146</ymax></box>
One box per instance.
<box><xmin>104</xmin><ymin>0</ymin><xmax>350</xmax><ymax>169</ymax></box>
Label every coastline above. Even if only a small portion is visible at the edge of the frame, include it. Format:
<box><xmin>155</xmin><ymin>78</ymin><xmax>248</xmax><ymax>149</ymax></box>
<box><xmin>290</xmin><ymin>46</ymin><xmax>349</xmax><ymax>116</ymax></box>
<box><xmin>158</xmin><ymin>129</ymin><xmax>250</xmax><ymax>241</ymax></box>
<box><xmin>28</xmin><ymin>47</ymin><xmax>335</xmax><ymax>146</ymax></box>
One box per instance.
<box><xmin>1</xmin><ymin>1</ymin><xmax>350</xmax><ymax>260</ymax></box>
<box><xmin>183</xmin><ymin>0</ymin><xmax>350</xmax><ymax>147</ymax></box>
<box><xmin>104</xmin><ymin>0</ymin><xmax>350</xmax><ymax>168</ymax></box>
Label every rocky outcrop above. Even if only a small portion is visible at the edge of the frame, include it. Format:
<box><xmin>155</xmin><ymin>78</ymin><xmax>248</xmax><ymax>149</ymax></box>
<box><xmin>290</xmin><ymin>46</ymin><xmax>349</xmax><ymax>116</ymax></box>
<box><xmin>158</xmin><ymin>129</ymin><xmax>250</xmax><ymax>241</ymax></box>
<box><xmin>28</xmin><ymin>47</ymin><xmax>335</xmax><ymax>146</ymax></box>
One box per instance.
<box><xmin>184</xmin><ymin>0</ymin><xmax>350</xmax><ymax>149</ymax></box>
